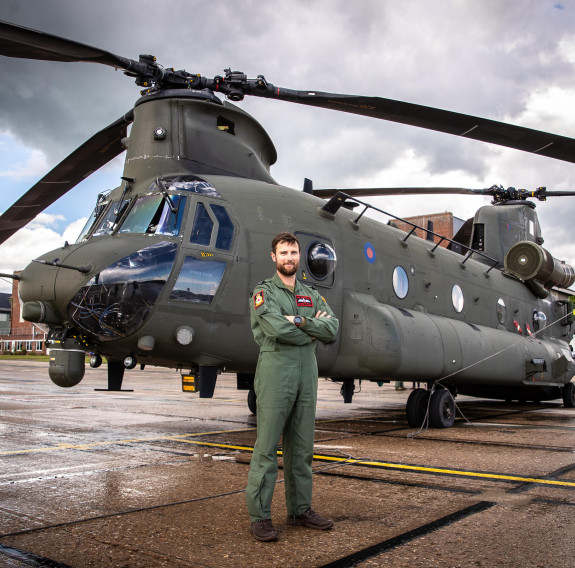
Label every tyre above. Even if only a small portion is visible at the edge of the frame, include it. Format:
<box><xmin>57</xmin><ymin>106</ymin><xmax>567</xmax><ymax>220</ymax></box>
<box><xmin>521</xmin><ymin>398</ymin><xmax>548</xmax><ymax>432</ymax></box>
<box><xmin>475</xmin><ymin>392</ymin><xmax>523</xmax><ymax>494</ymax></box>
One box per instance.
<box><xmin>123</xmin><ymin>355</ymin><xmax>137</xmax><ymax>369</ymax></box>
<box><xmin>429</xmin><ymin>388</ymin><xmax>456</xmax><ymax>428</ymax></box>
<box><xmin>247</xmin><ymin>388</ymin><xmax>257</xmax><ymax>415</ymax></box>
<box><xmin>563</xmin><ymin>382</ymin><xmax>575</xmax><ymax>408</ymax></box>
<box><xmin>406</xmin><ymin>388</ymin><xmax>430</xmax><ymax>427</ymax></box>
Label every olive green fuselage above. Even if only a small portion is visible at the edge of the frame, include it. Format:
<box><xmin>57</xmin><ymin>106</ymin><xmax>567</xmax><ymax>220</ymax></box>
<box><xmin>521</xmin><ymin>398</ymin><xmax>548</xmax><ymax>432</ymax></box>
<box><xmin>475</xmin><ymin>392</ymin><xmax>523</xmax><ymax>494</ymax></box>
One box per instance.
<box><xmin>18</xmin><ymin>92</ymin><xmax>574</xmax><ymax>397</ymax></box>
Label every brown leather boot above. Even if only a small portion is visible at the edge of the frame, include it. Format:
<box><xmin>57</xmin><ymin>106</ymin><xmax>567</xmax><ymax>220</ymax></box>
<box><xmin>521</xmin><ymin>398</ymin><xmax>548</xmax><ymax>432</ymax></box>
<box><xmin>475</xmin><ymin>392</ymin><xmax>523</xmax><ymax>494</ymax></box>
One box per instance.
<box><xmin>250</xmin><ymin>519</ymin><xmax>278</xmax><ymax>541</ymax></box>
<box><xmin>287</xmin><ymin>508</ymin><xmax>334</xmax><ymax>530</ymax></box>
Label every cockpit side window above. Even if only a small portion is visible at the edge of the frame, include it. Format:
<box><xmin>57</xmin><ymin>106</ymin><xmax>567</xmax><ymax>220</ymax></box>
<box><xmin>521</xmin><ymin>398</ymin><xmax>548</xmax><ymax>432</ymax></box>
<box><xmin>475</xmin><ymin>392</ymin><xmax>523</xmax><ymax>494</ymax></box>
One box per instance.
<box><xmin>189</xmin><ymin>203</ymin><xmax>213</xmax><ymax>246</ymax></box>
<box><xmin>76</xmin><ymin>207</ymin><xmax>103</xmax><ymax>242</ymax></box>
<box><xmin>76</xmin><ymin>193</ymin><xmax>111</xmax><ymax>242</ymax></box>
<box><xmin>170</xmin><ymin>256</ymin><xmax>226</xmax><ymax>303</ymax></box>
<box><xmin>210</xmin><ymin>204</ymin><xmax>235</xmax><ymax>250</ymax></box>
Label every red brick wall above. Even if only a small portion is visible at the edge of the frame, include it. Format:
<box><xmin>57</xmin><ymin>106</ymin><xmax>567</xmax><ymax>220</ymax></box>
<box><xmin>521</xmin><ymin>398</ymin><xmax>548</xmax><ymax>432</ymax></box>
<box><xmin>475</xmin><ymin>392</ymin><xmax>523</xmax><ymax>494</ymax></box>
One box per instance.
<box><xmin>0</xmin><ymin>272</ymin><xmax>47</xmax><ymax>353</ymax></box>
<box><xmin>393</xmin><ymin>212</ymin><xmax>454</xmax><ymax>248</ymax></box>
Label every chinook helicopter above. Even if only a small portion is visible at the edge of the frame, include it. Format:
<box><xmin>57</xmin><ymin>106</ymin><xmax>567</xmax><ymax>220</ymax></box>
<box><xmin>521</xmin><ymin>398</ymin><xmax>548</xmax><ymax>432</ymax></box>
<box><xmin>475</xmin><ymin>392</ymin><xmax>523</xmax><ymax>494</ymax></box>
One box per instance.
<box><xmin>1</xmin><ymin>20</ymin><xmax>575</xmax><ymax>429</ymax></box>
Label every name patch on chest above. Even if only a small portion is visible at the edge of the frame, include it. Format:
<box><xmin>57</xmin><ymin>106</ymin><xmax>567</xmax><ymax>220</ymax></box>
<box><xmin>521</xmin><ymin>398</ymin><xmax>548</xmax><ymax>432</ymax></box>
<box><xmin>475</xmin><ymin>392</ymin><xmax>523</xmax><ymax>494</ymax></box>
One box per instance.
<box><xmin>296</xmin><ymin>295</ymin><xmax>313</xmax><ymax>308</ymax></box>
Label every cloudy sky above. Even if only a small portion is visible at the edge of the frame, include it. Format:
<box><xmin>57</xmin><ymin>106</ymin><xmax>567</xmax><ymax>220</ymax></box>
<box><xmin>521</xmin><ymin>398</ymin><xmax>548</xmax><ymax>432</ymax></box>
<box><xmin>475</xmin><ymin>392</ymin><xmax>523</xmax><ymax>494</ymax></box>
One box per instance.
<box><xmin>2</xmin><ymin>0</ymin><xmax>575</xmax><ymax>293</ymax></box>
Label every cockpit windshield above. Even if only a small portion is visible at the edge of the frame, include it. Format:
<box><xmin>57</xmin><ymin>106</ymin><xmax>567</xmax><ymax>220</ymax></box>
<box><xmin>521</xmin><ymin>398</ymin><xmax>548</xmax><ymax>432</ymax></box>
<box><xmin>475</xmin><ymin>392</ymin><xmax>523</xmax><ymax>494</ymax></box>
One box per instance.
<box><xmin>91</xmin><ymin>198</ymin><xmax>132</xmax><ymax>238</ymax></box>
<box><xmin>119</xmin><ymin>194</ymin><xmax>186</xmax><ymax>236</ymax></box>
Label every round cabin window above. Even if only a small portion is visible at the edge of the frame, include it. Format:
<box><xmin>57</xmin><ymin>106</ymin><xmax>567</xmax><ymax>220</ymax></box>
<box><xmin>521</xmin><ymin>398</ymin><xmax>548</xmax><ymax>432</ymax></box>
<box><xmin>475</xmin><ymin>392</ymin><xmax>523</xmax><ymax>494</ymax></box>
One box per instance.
<box><xmin>452</xmin><ymin>284</ymin><xmax>464</xmax><ymax>313</ymax></box>
<box><xmin>306</xmin><ymin>242</ymin><xmax>337</xmax><ymax>281</ymax></box>
<box><xmin>393</xmin><ymin>266</ymin><xmax>409</xmax><ymax>299</ymax></box>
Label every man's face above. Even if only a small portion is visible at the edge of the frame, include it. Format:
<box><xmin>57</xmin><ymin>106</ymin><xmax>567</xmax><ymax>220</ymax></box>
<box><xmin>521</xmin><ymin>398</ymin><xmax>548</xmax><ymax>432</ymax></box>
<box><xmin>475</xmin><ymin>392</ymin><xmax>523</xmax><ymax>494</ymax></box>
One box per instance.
<box><xmin>271</xmin><ymin>241</ymin><xmax>300</xmax><ymax>277</ymax></box>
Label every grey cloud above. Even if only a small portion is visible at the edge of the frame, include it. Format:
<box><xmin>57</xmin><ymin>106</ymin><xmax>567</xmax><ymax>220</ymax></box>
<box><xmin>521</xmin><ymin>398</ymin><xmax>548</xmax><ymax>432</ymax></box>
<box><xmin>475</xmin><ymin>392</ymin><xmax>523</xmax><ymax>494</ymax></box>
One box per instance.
<box><xmin>2</xmin><ymin>1</ymin><xmax>575</xmax><ymax>216</ymax></box>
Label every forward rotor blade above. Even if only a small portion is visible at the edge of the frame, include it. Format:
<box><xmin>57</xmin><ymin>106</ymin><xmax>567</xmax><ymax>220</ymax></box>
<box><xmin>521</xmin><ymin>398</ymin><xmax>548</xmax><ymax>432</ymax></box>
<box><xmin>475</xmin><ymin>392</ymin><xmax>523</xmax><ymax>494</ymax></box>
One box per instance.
<box><xmin>258</xmin><ymin>89</ymin><xmax>575</xmax><ymax>164</ymax></box>
<box><xmin>0</xmin><ymin>20</ymin><xmax>130</xmax><ymax>69</ymax></box>
<box><xmin>313</xmin><ymin>187</ymin><xmax>484</xmax><ymax>199</ymax></box>
<box><xmin>0</xmin><ymin>110</ymin><xmax>134</xmax><ymax>245</ymax></box>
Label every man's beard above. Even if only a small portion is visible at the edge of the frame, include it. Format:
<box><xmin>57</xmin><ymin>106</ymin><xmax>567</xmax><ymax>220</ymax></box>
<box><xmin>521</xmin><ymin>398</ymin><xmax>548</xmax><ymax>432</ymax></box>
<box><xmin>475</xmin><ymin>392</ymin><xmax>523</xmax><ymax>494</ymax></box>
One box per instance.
<box><xmin>276</xmin><ymin>260</ymin><xmax>298</xmax><ymax>277</ymax></box>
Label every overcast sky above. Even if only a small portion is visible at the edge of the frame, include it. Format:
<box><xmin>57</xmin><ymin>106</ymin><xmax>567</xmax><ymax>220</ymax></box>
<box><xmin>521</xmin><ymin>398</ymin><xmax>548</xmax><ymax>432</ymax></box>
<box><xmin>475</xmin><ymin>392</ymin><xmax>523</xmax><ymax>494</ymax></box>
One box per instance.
<box><xmin>2</xmin><ymin>0</ymin><xmax>575</xmax><ymax>293</ymax></box>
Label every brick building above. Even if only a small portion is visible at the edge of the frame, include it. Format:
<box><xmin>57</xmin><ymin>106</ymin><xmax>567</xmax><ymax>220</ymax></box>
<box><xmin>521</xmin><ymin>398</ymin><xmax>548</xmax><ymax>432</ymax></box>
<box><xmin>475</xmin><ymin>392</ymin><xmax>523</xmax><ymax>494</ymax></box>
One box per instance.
<box><xmin>0</xmin><ymin>272</ymin><xmax>47</xmax><ymax>354</ymax></box>
<box><xmin>392</xmin><ymin>211</ymin><xmax>465</xmax><ymax>249</ymax></box>
<box><xmin>0</xmin><ymin>292</ymin><xmax>10</xmax><ymax>335</ymax></box>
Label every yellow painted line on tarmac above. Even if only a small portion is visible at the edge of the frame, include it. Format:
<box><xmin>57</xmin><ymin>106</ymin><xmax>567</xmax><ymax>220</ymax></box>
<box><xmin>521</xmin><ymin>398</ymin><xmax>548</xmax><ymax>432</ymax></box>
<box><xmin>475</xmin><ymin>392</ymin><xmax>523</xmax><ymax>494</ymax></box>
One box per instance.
<box><xmin>4</xmin><ymin>431</ymin><xmax>575</xmax><ymax>489</ymax></box>
<box><xmin>308</xmin><ymin>453</ymin><xmax>575</xmax><ymax>488</ymax></box>
<box><xmin>0</xmin><ymin>427</ymin><xmax>255</xmax><ymax>457</ymax></box>
<box><xmin>169</xmin><ymin>438</ymin><xmax>575</xmax><ymax>489</ymax></box>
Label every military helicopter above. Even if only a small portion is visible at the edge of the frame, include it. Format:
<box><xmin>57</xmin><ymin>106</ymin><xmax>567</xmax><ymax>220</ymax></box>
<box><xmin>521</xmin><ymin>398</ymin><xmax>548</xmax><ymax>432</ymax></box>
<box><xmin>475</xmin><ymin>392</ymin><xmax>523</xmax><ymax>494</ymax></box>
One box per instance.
<box><xmin>1</xmin><ymin>19</ymin><xmax>575</xmax><ymax>429</ymax></box>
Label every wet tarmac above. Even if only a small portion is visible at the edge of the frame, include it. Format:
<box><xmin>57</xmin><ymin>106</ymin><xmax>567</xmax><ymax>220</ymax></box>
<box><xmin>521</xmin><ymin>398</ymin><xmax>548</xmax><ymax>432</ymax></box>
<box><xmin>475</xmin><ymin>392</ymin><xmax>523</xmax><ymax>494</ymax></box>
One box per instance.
<box><xmin>1</xmin><ymin>360</ymin><xmax>574</xmax><ymax>567</ymax></box>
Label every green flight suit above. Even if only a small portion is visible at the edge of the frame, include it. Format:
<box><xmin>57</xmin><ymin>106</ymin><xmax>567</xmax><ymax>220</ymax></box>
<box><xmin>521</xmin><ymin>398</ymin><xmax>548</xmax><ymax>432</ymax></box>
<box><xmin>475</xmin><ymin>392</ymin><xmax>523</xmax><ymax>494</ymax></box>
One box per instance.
<box><xmin>245</xmin><ymin>273</ymin><xmax>339</xmax><ymax>522</ymax></box>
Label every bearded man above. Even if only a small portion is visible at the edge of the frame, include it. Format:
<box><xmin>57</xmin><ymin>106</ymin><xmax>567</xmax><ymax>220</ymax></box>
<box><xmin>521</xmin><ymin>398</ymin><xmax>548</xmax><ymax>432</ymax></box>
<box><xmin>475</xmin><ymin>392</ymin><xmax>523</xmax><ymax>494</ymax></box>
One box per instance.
<box><xmin>245</xmin><ymin>232</ymin><xmax>339</xmax><ymax>542</ymax></box>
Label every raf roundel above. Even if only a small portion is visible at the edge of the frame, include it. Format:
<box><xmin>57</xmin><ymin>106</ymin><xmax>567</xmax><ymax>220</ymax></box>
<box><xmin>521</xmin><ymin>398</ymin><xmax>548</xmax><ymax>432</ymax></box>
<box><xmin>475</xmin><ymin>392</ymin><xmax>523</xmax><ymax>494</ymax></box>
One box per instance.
<box><xmin>364</xmin><ymin>243</ymin><xmax>376</xmax><ymax>264</ymax></box>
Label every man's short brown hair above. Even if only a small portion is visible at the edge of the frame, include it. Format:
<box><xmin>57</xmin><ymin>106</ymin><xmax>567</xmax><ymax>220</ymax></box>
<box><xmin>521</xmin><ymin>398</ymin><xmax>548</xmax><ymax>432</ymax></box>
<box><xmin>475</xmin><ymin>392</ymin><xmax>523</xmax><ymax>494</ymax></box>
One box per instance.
<box><xmin>271</xmin><ymin>232</ymin><xmax>300</xmax><ymax>253</ymax></box>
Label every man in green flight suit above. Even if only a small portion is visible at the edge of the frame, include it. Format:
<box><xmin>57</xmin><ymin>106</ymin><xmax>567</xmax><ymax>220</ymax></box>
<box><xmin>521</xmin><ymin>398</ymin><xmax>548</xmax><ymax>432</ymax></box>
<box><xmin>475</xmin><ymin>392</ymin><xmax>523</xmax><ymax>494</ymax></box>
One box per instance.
<box><xmin>246</xmin><ymin>232</ymin><xmax>339</xmax><ymax>542</ymax></box>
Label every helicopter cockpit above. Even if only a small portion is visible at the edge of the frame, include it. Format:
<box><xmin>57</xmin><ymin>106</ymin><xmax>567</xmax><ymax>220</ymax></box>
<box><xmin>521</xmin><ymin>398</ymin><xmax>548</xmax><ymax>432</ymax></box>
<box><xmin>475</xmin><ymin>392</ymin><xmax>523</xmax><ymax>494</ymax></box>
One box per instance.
<box><xmin>77</xmin><ymin>176</ymin><xmax>222</xmax><ymax>241</ymax></box>
<box><xmin>67</xmin><ymin>175</ymin><xmax>235</xmax><ymax>341</ymax></box>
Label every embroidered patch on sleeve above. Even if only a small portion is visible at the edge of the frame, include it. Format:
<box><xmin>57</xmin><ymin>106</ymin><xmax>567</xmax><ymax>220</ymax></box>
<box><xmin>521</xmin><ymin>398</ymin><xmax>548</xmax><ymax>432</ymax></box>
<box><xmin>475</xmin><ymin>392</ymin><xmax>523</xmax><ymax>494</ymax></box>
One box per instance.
<box><xmin>296</xmin><ymin>295</ymin><xmax>313</xmax><ymax>308</ymax></box>
<box><xmin>253</xmin><ymin>290</ymin><xmax>265</xmax><ymax>309</ymax></box>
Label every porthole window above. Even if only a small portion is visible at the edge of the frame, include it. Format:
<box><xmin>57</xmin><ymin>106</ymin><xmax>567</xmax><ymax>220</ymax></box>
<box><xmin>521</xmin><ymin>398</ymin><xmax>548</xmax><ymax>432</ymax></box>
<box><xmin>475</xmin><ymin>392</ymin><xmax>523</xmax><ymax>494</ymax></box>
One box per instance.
<box><xmin>533</xmin><ymin>310</ymin><xmax>547</xmax><ymax>331</ymax></box>
<box><xmin>497</xmin><ymin>298</ymin><xmax>507</xmax><ymax>324</ymax></box>
<box><xmin>306</xmin><ymin>242</ymin><xmax>337</xmax><ymax>281</ymax></box>
<box><xmin>452</xmin><ymin>284</ymin><xmax>464</xmax><ymax>313</ymax></box>
<box><xmin>393</xmin><ymin>266</ymin><xmax>409</xmax><ymax>299</ymax></box>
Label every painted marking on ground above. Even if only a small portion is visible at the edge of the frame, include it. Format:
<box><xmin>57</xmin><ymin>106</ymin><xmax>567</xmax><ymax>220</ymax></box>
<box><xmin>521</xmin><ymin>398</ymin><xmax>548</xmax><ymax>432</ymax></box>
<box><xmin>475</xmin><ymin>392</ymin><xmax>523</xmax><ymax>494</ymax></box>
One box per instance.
<box><xmin>4</xmin><ymin>431</ymin><xmax>575</xmax><ymax>489</ymax></box>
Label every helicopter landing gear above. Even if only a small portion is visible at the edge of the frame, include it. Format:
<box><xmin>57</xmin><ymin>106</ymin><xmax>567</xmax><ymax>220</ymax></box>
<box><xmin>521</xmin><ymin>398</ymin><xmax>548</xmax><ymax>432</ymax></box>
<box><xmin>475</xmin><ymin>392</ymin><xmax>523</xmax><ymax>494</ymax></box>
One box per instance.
<box><xmin>123</xmin><ymin>354</ymin><xmax>138</xmax><ymax>369</ymax></box>
<box><xmin>406</xmin><ymin>388</ymin><xmax>430</xmax><ymax>427</ymax></box>
<box><xmin>340</xmin><ymin>378</ymin><xmax>355</xmax><ymax>403</ymax></box>
<box><xmin>563</xmin><ymin>382</ymin><xmax>575</xmax><ymax>408</ymax></box>
<box><xmin>247</xmin><ymin>388</ymin><xmax>257</xmax><ymax>415</ymax></box>
<box><xmin>429</xmin><ymin>388</ymin><xmax>456</xmax><ymax>428</ymax></box>
<box><xmin>94</xmin><ymin>359</ymin><xmax>134</xmax><ymax>392</ymax></box>
<box><xmin>406</xmin><ymin>386</ymin><xmax>456</xmax><ymax>428</ymax></box>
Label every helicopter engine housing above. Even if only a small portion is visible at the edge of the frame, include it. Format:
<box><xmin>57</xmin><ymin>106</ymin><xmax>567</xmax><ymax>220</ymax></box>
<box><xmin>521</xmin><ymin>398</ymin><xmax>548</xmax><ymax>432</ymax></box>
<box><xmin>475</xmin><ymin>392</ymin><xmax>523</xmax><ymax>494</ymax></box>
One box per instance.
<box><xmin>504</xmin><ymin>241</ymin><xmax>575</xmax><ymax>289</ymax></box>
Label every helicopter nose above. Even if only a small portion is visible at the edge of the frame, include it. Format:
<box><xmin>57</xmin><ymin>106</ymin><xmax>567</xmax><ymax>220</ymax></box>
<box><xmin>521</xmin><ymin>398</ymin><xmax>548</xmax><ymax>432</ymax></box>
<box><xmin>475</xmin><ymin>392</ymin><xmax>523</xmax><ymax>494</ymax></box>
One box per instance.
<box><xmin>19</xmin><ymin>239</ymin><xmax>179</xmax><ymax>344</ymax></box>
<box><xmin>66</xmin><ymin>240</ymin><xmax>178</xmax><ymax>341</ymax></box>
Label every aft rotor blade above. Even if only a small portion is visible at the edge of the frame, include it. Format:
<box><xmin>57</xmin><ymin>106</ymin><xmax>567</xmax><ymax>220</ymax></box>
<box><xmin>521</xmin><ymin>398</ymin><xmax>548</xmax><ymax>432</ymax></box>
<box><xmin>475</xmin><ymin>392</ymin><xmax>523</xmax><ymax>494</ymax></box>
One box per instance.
<box><xmin>0</xmin><ymin>110</ymin><xmax>134</xmax><ymax>245</ymax></box>
<box><xmin>0</xmin><ymin>20</ymin><xmax>131</xmax><ymax>69</ymax></box>
<box><xmin>542</xmin><ymin>190</ymin><xmax>575</xmax><ymax>196</ymax></box>
<box><xmin>313</xmin><ymin>187</ymin><xmax>484</xmax><ymax>199</ymax></box>
<box><xmin>258</xmin><ymin>89</ymin><xmax>575</xmax><ymax>164</ymax></box>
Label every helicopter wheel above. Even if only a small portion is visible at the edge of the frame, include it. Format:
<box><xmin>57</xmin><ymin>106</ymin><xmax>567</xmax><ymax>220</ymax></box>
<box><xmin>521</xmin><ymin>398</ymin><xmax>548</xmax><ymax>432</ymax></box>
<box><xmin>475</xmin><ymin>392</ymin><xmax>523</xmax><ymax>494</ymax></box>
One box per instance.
<box><xmin>123</xmin><ymin>355</ymin><xmax>137</xmax><ymax>370</ymax></box>
<box><xmin>247</xmin><ymin>388</ymin><xmax>257</xmax><ymax>415</ymax></box>
<box><xmin>563</xmin><ymin>382</ymin><xmax>575</xmax><ymax>408</ymax></box>
<box><xmin>429</xmin><ymin>388</ymin><xmax>456</xmax><ymax>428</ymax></box>
<box><xmin>406</xmin><ymin>388</ymin><xmax>430</xmax><ymax>427</ymax></box>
